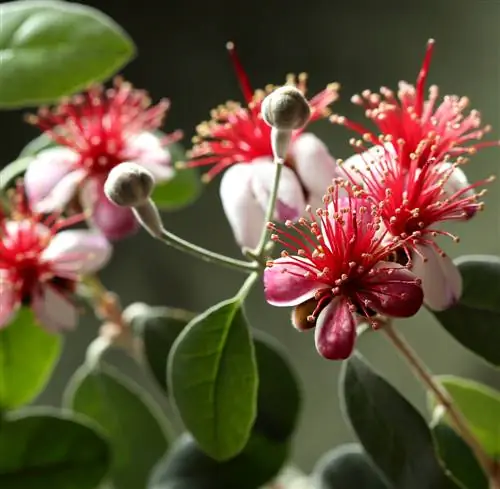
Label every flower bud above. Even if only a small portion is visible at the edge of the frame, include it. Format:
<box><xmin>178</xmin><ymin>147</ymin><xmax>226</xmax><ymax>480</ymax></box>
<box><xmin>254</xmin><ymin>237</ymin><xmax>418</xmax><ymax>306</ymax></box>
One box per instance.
<box><xmin>104</xmin><ymin>162</ymin><xmax>155</xmax><ymax>208</ymax></box>
<box><xmin>261</xmin><ymin>86</ymin><xmax>311</xmax><ymax>131</ymax></box>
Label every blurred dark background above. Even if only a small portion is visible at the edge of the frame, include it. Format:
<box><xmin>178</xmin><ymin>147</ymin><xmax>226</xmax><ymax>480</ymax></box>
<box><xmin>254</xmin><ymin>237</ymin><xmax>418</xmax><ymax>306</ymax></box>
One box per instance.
<box><xmin>0</xmin><ymin>0</ymin><xmax>499</xmax><ymax>472</ymax></box>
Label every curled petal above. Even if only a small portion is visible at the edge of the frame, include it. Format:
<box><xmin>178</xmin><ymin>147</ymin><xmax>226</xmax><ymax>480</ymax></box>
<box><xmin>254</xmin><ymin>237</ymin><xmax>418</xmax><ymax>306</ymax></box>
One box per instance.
<box><xmin>250</xmin><ymin>159</ymin><xmax>306</xmax><ymax>222</ymax></box>
<box><xmin>24</xmin><ymin>147</ymin><xmax>80</xmax><ymax>209</ymax></box>
<box><xmin>264</xmin><ymin>257</ymin><xmax>320</xmax><ymax>307</ymax></box>
<box><xmin>314</xmin><ymin>298</ymin><xmax>356</xmax><ymax>360</ymax></box>
<box><xmin>359</xmin><ymin>261</ymin><xmax>423</xmax><ymax>318</ymax></box>
<box><xmin>42</xmin><ymin>229</ymin><xmax>112</xmax><ymax>275</ymax></box>
<box><xmin>0</xmin><ymin>274</ymin><xmax>18</xmax><ymax>328</ymax></box>
<box><xmin>290</xmin><ymin>133</ymin><xmax>338</xmax><ymax>196</ymax></box>
<box><xmin>438</xmin><ymin>162</ymin><xmax>476</xmax><ymax>219</ymax></box>
<box><xmin>219</xmin><ymin>164</ymin><xmax>266</xmax><ymax>249</ymax></box>
<box><xmin>123</xmin><ymin>132</ymin><xmax>174</xmax><ymax>182</ymax></box>
<box><xmin>411</xmin><ymin>244</ymin><xmax>462</xmax><ymax>311</ymax></box>
<box><xmin>32</xmin><ymin>285</ymin><xmax>77</xmax><ymax>332</ymax></box>
<box><xmin>81</xmin><ymin>179</ymin><xmax>139</xmax><ymax>241</ymax></box>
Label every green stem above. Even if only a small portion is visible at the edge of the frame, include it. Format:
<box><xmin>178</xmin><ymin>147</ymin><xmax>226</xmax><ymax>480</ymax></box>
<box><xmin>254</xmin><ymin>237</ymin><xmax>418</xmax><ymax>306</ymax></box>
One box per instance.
<box><xmin>236</xmin><ymin>271</ymin><xmax>260</xmax><ymax>301</ymax></box>
<box><xmin>158</xmin><ymin>228</ymin><xmax>259</xmax><ymax>274</ymax></box>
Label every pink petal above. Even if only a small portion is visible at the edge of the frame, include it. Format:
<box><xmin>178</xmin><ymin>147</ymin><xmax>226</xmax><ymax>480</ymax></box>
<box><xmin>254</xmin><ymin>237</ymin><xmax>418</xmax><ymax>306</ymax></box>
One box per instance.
<box><xmin>32</xmin><ymin>285</ymin><xmax>77</xmax><ymax>332</ymax></box>
<box><xmin>290</xmin><ymin>133</ymin><xmax>338</xmax><ymax>196</ymax></box>
<box><xmin>314</xmin><ymin>298</ymin><xmax>356</xmax><ymax>360</ymax></box>
<box><xmin>438</xmin><ymin>162</ymin><xmax>476</xmax><ymax>219</ymax></box>
<box><xmin>219</xmin><ymin>164</ymin><xmax>266</xmax><ymax>249</ymax></box>
<box><xmin>122</xmin><ymin>132</ymin><xmax>173</xmax><ymax>182</ymax></box>
<box><xmin>42</xmin><ymin>229</ymin><xmax>112</xmax><ymax>275</ymax></box>
<box><xmin>411</xmin><ymin>244</ymin><xmax>463</xmax><ymax>311</ymax></box>
<box><xmin>264</xmin><ymin>257</ymin><xmax>321</xmax><ymax>306</ymax></box>
<box><xmin>81</xmin><ymin>179</ymin><xmax>139</xmax><ymax>241</ymax></box>
<box><xmin>358</xmin><ymin>261</ymin><xmax>423</xmax><ymax>318</ymax></box>
<box><xmin>0</xmin><ymin>273</ymin><xmax>18</xmax><ymax>328</ymax></box>
<box><xmin>24</xmin><ymin>147</ymin><xmax>80</xmax><ymax>209</ymax></box>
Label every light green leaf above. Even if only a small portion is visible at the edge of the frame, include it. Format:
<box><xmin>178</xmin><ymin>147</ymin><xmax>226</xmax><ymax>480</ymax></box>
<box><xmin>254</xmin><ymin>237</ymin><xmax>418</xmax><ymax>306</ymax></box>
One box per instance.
<box><xmin>64</xmin><ymin>364</ymin><xmax>171</xmax><ymax>489</ymax></box>
<box><xmin>151</xmin><ymin>141</ymin><xmax>201</xmax><ymax>210</ymax></box>
<box><xmin>433</xmin><ymin>255</ymin><xmax>500</xmax><ymax>366</ymax></box>
<box><xmin>0</xmin><ymin>307</ymin><xmax>62</xmax><ymax>410</ymax></box>
<box><xmin>0</xmin><ymin>408</ymin><xmax>111</xmax><ymax>489</ymax></box>
<box><xmin>0</xmin><ymin>157</ymin><xmax>34</xmax><ymax>191</ymax></box>
<box><xmin>168</xmin><ymin>298</ymin><xmax>258</xmax><ymax>461</ymax></box>
<box><xmin>0</xmin><ymin>0</ymin><xmax>135</xmax><ymax>108</ymax></box>
<box><xmin>428</xmin><ymin>375</ymin><xmax>500</xmax><ymax>459</ymax></box>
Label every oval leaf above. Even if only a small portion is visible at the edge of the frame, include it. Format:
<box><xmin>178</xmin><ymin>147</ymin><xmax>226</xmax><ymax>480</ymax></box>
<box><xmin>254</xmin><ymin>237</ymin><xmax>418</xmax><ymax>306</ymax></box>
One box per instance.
<box><xmin>0</xmin><ymin>307</ymin><xmax>62</xmax><ymax>409</ymax></box>
<box><xmin>64</xmin><ymin>363</ymin><xmax>171</xmax><ymax>489</ymax></box>
<box><xmin>0</xmin><ymin>0</ymin><xmax>135</xmax><ymax>108</ymax></box>
<box><xmin>147</xmin><ymin>432</ymin><xmax>288</xmax><ymax>489</ymax></box>
<box><xmin>428</xmin><ymin>375</ymin><xmax>500</xmax><ymax>459</ymax></box>
<box><xmin>312</xmin><ymin>443</ymin><xmax>391</xmax><ymax>489</ymax></box>
<box><xmin>168</xmin><ymin>298</ymin><xmax>258</xmax><ymax>461</ymax></box>
<box><xmin>432</xmin><ymin>424</ymin><xmax>488</xmax><ymax>489</ymax></box>
<box><xmin>252</xmin><ymin>330</ymin><xmax>301</xmax><ymax>442</ymax></box>
<box><xmin>432</xmin><ymin>255</ymin><xmax>500</xmax><ymax>365</ymax></box>
<box><xmin>151</xmin><ymin>141</ymin><xmax>201</xmax><ymax>210</ymax></box>
<box><xmin>0</xmin><ymin>408</ymin><xmax>111</xmax><ymax>489</ymax></box>
<box><xmin>131</xmin><ymin>305</ymin><xmax>195</xmax><ymax>393</ymax></box>
<box><xmin>339</xmin><ymin>352</ymin><xmax>460</xmax><ymax>489</ymax></box>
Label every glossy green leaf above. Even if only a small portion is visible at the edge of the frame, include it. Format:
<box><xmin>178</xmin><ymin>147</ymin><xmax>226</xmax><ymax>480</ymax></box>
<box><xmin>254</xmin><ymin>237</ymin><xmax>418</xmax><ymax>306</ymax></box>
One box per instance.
<box><xmin>147</xmin><ymin>432</ymin><xmax>288</xmax><ymax>489</ymax></box>
<box><xmin>252</xmin><ymin>330</ymin><xmax>301</xmax><ymax>442</ymax></box>
<box><xmin>312</xmin><ymin>443</ymin><xmax>391</xmax><ymax>489</ymax></box>
<box><xmin>0</xmin><ymin>307</ymin><xmax>62</xmax><ymax>409</ymax></box>
<box><xmin>19</xmin><ymin>133</ymin><xmax>57</xmax><ymax>158</ymax></box>
<box><xmin>0</xmin><ymin>157</ymin><xmax>34</xmax><ymax>190</ymax></box>
<box><xmin>64</xmin><ymin>364</ymin><xmax>171</xmax><ymax>489</ymax></box>
<box><xmin>428</xmin><ymin>375</ymin><xmax>500</xmax><ymax>459</ymax></box>
<box><xmin>340</xmin><ymin>352</ymin><xmax>460</xmax><ymax>489</ymax></box>
<box><xmin>168</xmin><ymin>298</ymin><xmax>258</xmax><ymax>461</ymax></box>
<box><xmin>131</xmin><ymin>305</ymin><xmax>195</xmax><ymax>393</ymax></box>
<box><xmin>433</xmin><ymin>255</ymin><xmax>500</xmax><ymax>365</ymax></box>
<box><xmin>151</xmin><ymin>141</ymin><xmax>201</xmax><ymax>210</ymax></box>
<box><xmin>0</xmin><ymin>0</ymin><xmax>135</xmax><ymax>107</ymax></box>
<box><xmin>0</xmin><ymin>408</ymin><xmax>111</xmax><ymax>489</ymax></box>
<box><xmin>432</xmin><ymin>424</ymin><xmax>488</xmax><ymax>489</ymax></box>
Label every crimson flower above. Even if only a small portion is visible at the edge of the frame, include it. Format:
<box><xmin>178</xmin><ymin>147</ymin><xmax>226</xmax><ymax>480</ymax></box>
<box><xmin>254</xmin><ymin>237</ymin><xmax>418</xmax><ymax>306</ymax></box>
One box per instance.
<box><xmin>263</xmin><ymin>183</ymin><xmax>423</xmax><ymax>360</ymax></box>
<box><xmin>0</xmin><ymin>183</ymin><xmax>111</xmax><ymax>331</ymax></box>
<box><xmin>24</xmin><ymin>77</ymin><xmax>182</xmax><ymax>240</ymax></box>
<box><xmin>185</xmin><ymin>43</ymin><xmax>340</xmax><ymax>249</ymax></box>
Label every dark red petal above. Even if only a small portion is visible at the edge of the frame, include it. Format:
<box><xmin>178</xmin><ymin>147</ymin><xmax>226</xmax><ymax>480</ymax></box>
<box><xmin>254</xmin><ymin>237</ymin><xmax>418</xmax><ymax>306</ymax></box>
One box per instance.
<box><xmin>314</xmin><ymin>298</ymin><xmax>356</xmax><ymax>360</ymax></box>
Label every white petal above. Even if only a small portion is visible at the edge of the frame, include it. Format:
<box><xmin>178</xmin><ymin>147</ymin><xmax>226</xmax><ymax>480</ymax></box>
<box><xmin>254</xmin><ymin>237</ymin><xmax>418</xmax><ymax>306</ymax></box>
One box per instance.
<box><xmin>24</xmin><ymin>147</ymin><xmax>80</xmax><ymax>208</ymax></box>
<box><xmin>250</xmin><ymin>159</ymin><xmax>306</xmax><ymax>222</ymax></box>
<box><xmin>219</xmin><ymin>164</ymin><xmax>266</xmax><ymax>250</ymax></box>
<box><xmin>438</xmin><ymin>162</ymin><xmax>475</xmax><ymax>200</ymax></box>
<box><xmin>411</xmin><ymin>244</ymin><xmax>463</xmax><ymax>311</ymax></box>
<box><xmin>42</xmin><ymin>229</ymin><xmax>112</xmax><ymax>275</ymax></box>
<box><xmin>290</xmin><ymin>133</ymin><xmax>338</xmax><ymax>196</ymax></box>
<box><xmin>122</xmin><ymin>132</ymin><xmax>173</xmax><ymax>182</ymax></box>
<box><xmin>0</xmin><ymin>272</ymin><xmax>18</xmax><ymax>328</ymax></box>
<box><xmin>32</xmin><ymin>286</ymin><xmax>77</xmax><ymax>332</ymax></box>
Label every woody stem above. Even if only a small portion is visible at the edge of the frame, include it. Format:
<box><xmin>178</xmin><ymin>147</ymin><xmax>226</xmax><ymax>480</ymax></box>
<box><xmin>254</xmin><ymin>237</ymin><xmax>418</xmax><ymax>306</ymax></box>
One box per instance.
<box><xmin>383</xmin><ymin>323</ymin><xmax>497</xmax><ymax>481</ymax></box>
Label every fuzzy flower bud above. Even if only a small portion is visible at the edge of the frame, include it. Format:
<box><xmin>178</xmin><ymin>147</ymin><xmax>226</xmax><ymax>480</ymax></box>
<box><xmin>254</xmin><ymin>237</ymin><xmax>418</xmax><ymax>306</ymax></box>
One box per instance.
<box><xmin>261</xmin><ymin>86</ymin><xmax>311</xmax><ymax>163</ymax></box>
<box><xmin>104</xmin><ymin>162</ymin><xmax>155</xmax><ymax>208</ymax></box>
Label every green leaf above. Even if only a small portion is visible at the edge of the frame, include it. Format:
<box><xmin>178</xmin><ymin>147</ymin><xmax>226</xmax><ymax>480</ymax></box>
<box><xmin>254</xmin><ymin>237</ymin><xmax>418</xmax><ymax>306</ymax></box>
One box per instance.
<box><xmin>151</xmin><ymin>141</ymin><xmax>201</xmax><ymax>210</ymax></box>
<box><xmin>0</xmin><ymin>307</ymin><xmax>62</xmax><ymax>410</ymax></box>
<box><xmin>428</xmin><ymin>375</ymin><xmax>500</xmax><ymax>459</ymax></box>
<box><xmin>168</xmin><ymin>298</ymin><xmax>258</xmax><ymax>461</ymax></box>
<box><xmin>312</xmin><ymin>443</ymin><xmax>391</xmax><ymax>489</ymax></box>
<box><xmin>131</xmin><ymin>305</ymin><xmax>195</xmax><ymax>393</ymax></box>
<box><xmin>340</xmin><ymin>352</ymin><xmax>460</xmax><ymax>489</ymax></box>
<box><xmin>252</xmin><ymin>330</ymin><xmax>301</xmax><ymax>442</ymax></box>
<box><xmin>432</xmin><ymin>424</ymin><xmax>488</xmax><ymax>489</ymax></box>
<box><xmin>147</xmin><ymin>432</ymin><xmax>288</xmax><ymax>489</ymax></box>
<box><xmin>433</xmin><ymin>255</ymin><xmax>500</xmax><ymax>366</ymax></box>
<box><xmin>64</xmin><ymin>363</ymin><xmax>171</xmax><ymax>489</ymax></box>
<box><xmin>0</xmin><ymin>0</ymin><xmax>135</xmax><ymax>108</ymax></box>
<box><xmin>19</xmin><ymin>132</ymin><xmax>57</xmax><ymax>158</ymax></box>
<box><xmin>0</xmin><ymin>408</ymin><xmax>111</xmax><ymax>489</ymax></box>
<box><xmin>0</xmin><ymin>157</ymin><xmax>34</xmax><ymax>191</ymax></box>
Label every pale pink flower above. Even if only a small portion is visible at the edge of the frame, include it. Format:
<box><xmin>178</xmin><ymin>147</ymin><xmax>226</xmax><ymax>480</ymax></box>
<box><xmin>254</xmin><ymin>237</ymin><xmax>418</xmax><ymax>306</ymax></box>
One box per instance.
<box><xmin>263</xmin><ymin>185</ymin><xmax>423</xmax><ymax>360</ymax></box>
<box><xmin>24</xmin><ymin>77</ymin><xmax>182</xmax><ymax>240</ymax></box>
<box><xmin>185</xmin><ymin>43</ymin><xmax>340</xmax><ymax>249</ymax></box>
<box><xmin>0</xmin><ymin>185</ymin><xmax>111</xmax><ymax>331</ymax></box>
